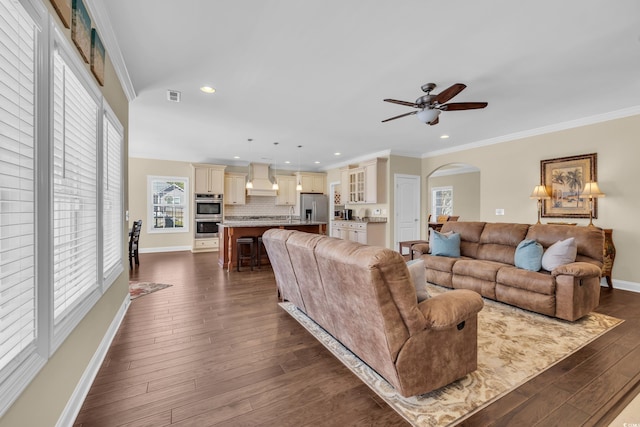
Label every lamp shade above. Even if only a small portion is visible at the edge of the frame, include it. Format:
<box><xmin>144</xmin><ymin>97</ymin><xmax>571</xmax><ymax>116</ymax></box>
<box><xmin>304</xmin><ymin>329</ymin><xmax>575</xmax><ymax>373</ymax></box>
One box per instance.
<box><xmin>530</xmin><ymin>185</ymin><xmax>550</xmax><ymax>199</ymax></box>
<box><xmin>581</xmin><ymin>181</ymin><xmax>605</xmax><ymax>198</ymax></box>
<box><xmin>416</xmin><ymin>108</ymin><xmax>440</xmax><ymax>124</ymax></box>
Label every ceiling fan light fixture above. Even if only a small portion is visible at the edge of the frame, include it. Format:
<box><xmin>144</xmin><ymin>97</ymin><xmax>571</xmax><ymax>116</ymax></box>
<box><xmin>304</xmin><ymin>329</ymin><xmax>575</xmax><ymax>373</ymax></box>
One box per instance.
<box><xmin>416</xmin><ymin>108</ymin><xmax>440</xmax><ymax>124</ymax></box>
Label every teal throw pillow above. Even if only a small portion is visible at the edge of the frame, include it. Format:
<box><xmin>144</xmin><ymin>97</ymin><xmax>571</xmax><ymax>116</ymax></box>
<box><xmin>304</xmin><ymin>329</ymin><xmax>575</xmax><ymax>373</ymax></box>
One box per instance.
<box><xmin>430</xmin><ymin>231</ymin><xmax>460</xmax><ymax>257</ymax></box>
<box><xmin>514</xmin><ymin>239</ymin><xmax>543</xmax><ymax>271</ymax></box>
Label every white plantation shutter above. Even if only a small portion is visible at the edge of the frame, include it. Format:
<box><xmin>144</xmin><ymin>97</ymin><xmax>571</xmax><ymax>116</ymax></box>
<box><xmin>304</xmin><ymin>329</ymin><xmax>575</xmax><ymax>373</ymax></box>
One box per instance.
<box><xmin>102</xmin><ymin>112</ymin><xmax>123</xmax><ymax>281</ymax></box>
<box><xmin>0</xmin><ymin>0</ymin><xmax>37</xmax><ymax>375</ymax></box>
<box><xmin>52</xmin><ymin>48</ymin><xmax>99</xmax><ymax>322</ymax></box>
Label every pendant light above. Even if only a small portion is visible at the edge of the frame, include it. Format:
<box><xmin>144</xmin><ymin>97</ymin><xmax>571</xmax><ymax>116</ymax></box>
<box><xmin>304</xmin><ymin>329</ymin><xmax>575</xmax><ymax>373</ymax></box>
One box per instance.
<box><xmin>245</xmin><ymin>139</ymin><xmax>253</xmax><ymax>189</ymax></box>
<box><xmin>296</xmin><ymin>145</ymin><xmax>303</xmax><ymax>191</ymax></box>
<box><xmin>272</xmin><ymin>142</ymin><xmax>279</xmax><ymax>190</ymax></box>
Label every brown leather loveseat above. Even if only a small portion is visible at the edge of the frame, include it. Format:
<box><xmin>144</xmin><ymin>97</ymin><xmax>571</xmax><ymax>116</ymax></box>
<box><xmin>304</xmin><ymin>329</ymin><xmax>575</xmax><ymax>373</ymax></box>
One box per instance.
<box><xmin>262</xmin><ymin>229</ymin><xmax>484</xmax><ymax>397</ymax></box>
<box><xmin>412</xmin><ymin>222</ymin><xmax>604</xmax><ymax>321</ymax></box>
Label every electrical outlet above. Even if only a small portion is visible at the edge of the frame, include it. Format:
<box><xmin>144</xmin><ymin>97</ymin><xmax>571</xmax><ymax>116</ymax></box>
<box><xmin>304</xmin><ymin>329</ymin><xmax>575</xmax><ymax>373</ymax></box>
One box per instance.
<box><xmin>495</xmin><ymin>209</ymin><xmax>505</xmax><ymax>216</ymax></box>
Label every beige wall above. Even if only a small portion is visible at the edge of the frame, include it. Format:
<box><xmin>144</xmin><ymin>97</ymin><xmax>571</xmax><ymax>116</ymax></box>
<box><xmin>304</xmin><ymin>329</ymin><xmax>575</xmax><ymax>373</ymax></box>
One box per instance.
<box><xmin>0</xmin><ymin>3</ymin><xmax>130</xmax><ymax>426</ymax></box>
<box><xmin>428</xmin><ymin>171</ymin><xmax>481</xmax><ymax>222</ymax></box>
<box><xmin>422</xmin><ymin>114</ymin><xmax>640</xmax><ymax>285</ymax></box>
<box><xmin>128</xmin><ymin>157</ymin><xmax>194</xmax><ymax>250</ymax></box>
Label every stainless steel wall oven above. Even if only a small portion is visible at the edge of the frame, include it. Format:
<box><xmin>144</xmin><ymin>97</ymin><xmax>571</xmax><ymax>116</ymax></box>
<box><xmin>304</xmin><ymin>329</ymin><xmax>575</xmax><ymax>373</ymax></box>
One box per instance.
<box><xmin>195</xmin><ymin>219</ymin><xmax>220</xmax><ymax>238</ymax></box>
<box><xmin>195</xmin><ymin>194</ymin><xmax>223</xmax><ymax>218</ymax></box>
<box><xmin>195</xmin><ymin>194</ymin><xmax>222</xmax><ymax>238</ymax></box>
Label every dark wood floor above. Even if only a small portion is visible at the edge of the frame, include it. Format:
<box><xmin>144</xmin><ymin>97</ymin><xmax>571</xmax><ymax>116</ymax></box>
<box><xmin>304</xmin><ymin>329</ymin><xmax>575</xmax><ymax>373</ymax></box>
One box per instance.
<box><xmin>74</xmin><ymin>251</ymin><xmax>640</xmax><ymax>426</ymax></box>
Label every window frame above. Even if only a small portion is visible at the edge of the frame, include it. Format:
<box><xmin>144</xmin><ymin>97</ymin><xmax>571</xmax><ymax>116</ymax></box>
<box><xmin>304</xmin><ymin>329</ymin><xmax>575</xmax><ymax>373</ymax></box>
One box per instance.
<box><xmin>147</xmin><ymin>175</ymin><xmax>190</xmax><ymax>234</ymax></box>
<box><xmin>431</xmin><ymin>186</ymin><xmax>454</xmax><ymax>217</ymax></box>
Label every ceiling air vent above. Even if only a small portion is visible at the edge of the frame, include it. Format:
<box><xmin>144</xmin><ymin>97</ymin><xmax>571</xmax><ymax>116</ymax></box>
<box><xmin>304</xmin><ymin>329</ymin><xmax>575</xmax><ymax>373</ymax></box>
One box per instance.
<box><xmin>167</xmin><ymin>90</ymin><xmax>181</xmax><ymax>102</ymax></box>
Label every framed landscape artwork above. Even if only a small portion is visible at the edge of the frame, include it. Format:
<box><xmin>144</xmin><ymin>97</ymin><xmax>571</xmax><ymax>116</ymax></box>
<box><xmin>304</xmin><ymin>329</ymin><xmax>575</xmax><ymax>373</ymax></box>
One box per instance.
<box><xmin>541</xmin><ymin>153</ymin><xmax>597</xmax><ymax>219</ymax></box>
<box><xmin>50</xmin><ymin>0</ymin><xmax>71</xmax><ymax>28</ymax></box>
<box><xmin>91</xmin><ymin>29</ymin><xmax>105</xmax><ymax>86</ymax></box>
<box><xmin>71</xmin><ymin>0</ymin><xmax>91</xmax><ymax>63</ymax></box>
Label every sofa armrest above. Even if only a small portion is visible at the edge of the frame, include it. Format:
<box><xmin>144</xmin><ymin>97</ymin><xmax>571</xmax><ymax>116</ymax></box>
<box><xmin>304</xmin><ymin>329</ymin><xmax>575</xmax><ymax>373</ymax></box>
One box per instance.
<box><xmin>551</xmin><ymin>262</ymin><xmax>601</xmax><ymax>279</ymax></box>
<box><xmin>411</xmin><ymin>243</ymin><xmax>430</xmax><ymax>255</ymax></box>
<box><xmin>418</xmin><ymin>289</ymin><xmax>484</xmax><ymax>331</ymax></box>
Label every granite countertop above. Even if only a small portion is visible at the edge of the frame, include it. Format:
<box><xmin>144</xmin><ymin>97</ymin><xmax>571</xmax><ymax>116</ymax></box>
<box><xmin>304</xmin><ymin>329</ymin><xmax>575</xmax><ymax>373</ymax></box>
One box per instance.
<box><xmin>332</xmin><ymin>217</ymin><xmax>387</xmax><ymax>223</ymax></box>
<box><xmin>221</xmin><ymin>217</ymin><xmax>326</xmax><ymax>227</ymax></box>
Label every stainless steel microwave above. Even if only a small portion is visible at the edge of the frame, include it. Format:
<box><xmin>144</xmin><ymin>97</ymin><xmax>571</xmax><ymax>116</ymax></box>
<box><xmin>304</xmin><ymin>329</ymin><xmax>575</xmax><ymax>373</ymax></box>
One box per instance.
<box><xmin>195</xmin><ymin>194</ymin><xmax>222</xmax><ymax>218</ymax></box>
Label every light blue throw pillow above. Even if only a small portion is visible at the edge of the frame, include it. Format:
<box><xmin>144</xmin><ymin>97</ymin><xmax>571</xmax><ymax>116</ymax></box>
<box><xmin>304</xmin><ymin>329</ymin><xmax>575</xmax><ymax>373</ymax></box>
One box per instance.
<box><xmin>514</xmin><ymin>239</ymin><xmax>543</xmax><ymax>271</ymax></box>
<box><xmin>430</xmin><ymin>231</ymin><xmax>461</xmax><ymax>257</ymax></box>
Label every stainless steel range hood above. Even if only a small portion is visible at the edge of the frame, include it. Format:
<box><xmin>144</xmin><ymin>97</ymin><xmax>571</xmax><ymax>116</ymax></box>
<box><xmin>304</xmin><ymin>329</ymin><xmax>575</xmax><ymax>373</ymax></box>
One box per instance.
<box><xmin>246</xmin><ymin>162</ymin><xmax>278</xmax><ymax>196</ymax></box>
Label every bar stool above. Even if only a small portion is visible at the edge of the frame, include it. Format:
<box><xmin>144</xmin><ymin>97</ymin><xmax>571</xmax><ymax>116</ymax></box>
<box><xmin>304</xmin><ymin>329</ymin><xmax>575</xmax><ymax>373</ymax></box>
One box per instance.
<box><xmin>256</xmin><ymin>236</ymin><xmax>270</xmax><ymax>268</ymax></box>
<box><xmin>236</xmin><ymin>237</ymin><xmax>256</xmax><ymax>271</ymax></box>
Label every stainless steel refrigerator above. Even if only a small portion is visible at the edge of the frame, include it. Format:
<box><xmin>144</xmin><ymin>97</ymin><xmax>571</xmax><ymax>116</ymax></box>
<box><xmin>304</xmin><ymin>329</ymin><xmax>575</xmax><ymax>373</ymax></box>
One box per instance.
<box><xmin>300</xmin><ymin>194</ymin><xmax>329</xmax><ymax>222</ymax></box>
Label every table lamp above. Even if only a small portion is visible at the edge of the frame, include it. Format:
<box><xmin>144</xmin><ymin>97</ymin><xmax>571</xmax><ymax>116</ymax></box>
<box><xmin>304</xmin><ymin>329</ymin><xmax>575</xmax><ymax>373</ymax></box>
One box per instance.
<box><xmin>580</xmin><ymin>181</ymin><xmax>605</xmax><ymax>227</ymax></box>
<box><xmin>530</xmin><ymin>185</ymin><xmax>550</xmax><ymax>224</ymax></box>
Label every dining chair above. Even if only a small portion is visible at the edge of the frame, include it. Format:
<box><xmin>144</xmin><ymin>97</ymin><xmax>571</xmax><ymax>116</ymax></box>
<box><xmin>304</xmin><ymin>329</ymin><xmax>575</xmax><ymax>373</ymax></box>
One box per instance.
<box><xmin>129</xmin><ymin>220</ymin><xmax>142</xmax><ymax>269</ymax></box>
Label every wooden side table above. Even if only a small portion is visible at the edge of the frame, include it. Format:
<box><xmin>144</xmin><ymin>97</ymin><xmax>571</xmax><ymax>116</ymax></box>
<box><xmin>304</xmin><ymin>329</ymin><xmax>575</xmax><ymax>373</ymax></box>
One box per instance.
<box><xmin>398</xmin><ymin>240</ymin><xmax>428</xmax><ymax>260</ymax></box>
<box><xmin>602</xmin><ymin>228</ymin><xmax>615</xmax><ymax>288</ymax></box>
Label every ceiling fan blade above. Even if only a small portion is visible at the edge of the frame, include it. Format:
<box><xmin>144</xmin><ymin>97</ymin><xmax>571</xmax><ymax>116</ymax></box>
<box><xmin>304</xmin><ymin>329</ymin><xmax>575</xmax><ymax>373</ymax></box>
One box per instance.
<box><xmin>383</xmin><ymin>98</ymin><xmax>417</xmax><ymax>107</ymax></box>
<box><xmin>435</xmin><ymin>83</ymin><xmax>466</xmax><ymax>104</ymax></box>
<box><xmin>429</xmin><ymin>116</ymin><xmax>439</xmax><ymax>126</ymax></box>
<box><xmin>381</xmin><ymin>111</ymin><xmax>417</xmax><ymax>122</ymax></box>
<box><xmin>441</xmin><ymin>102</ymin><xmax>488</xmax><ymax>111</ymax></box>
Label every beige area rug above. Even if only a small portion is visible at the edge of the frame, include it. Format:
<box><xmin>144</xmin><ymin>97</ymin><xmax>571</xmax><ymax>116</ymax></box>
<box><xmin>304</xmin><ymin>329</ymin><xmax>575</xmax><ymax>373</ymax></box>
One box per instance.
<box><xmin>129</xmin><ymin>282</ymin><xmax>172</xmax><ymax>300</ymax></box>
<box><xmin>279</xmin><ymin>284</ymin><xmax>622</xmax><ymax>426</ymax></box>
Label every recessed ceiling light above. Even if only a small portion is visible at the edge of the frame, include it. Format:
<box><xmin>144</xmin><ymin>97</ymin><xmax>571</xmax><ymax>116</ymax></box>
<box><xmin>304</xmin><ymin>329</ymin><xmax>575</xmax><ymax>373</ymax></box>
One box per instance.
<box><xmin>440</xmin><ymin>134</ymin><xmax>450</xmax><ymax>139</ymax></box>
<box><xmin>233</xmin><ymin>156</ymin><xmax>240</xmax><ymax>159</ymax></box>
<box><xmin>314</xmin><ymin>161</ymin><xmax>320</xmax><ymax>164</ymax></box>
<box><xmin>200</xmin><ymin>86</ymin><xmax>216</xmax><ymax>93</ymax></box>
<box><xmin>334</xmin><ymin>152</ymin><xmax>341</xmax><ymax>156</ymax></box>
<box><xmin>284</xmin><ymin>161</ymin><xmax>291</xmax><ymax>164</ymax></box>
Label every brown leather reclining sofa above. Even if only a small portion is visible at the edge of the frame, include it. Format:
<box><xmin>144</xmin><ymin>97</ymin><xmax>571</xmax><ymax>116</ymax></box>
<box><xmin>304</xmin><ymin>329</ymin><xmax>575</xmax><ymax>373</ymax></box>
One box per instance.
<box><xmin>262</xmin><ymin>228</ymin><xmax>484</xmax><ymax>397</ymax></box>
<box><xmin>412</xmin><ymin>222</ymin><xmax>604</xmax><ymax>321</ymax></box>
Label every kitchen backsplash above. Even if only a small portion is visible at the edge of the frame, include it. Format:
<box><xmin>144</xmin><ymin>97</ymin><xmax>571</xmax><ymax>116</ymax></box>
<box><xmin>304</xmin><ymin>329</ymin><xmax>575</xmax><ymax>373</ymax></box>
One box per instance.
<box><xmin>224</xmin><ymin>196</ymin><xmax>295</xmax><ymax>217</ymax></box>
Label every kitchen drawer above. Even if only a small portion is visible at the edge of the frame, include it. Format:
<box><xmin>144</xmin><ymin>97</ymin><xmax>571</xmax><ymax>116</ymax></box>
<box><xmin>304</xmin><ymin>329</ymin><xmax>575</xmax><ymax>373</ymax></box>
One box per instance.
<box><xmin>194</xmin><ymin>238</ymin><xmax>219</xmax><ymax>249</ymax></box>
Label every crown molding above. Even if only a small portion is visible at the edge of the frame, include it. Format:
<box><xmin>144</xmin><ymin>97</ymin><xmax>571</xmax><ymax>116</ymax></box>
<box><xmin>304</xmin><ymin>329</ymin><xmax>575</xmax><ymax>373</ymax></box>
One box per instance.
<box><xmin>423</xmin><ymin>105</ymin><xmax>640</xmax><ymax>158</ymax></box>
<box><xmin>83</xmin><ymin>0</ymin><xmax>136</xmax><ymax>101</ymax></box>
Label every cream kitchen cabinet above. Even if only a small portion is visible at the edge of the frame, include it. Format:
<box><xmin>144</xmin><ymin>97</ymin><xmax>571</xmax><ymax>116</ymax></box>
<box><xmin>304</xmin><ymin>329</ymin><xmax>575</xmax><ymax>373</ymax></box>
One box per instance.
<box><xmin>275</xmin><ymin>175</ymin><xmax>297</xmax><ymax>206</ymax></box>
<box><xmin>295</xmin><ymin>172</ymin><xmax>326</xmax><ymax>194</ymax></box>
<box><xmin>339</xmin><ymin>166</ymin><xmax>350</xmax><ymax>204</ymax></box>
<box><xmin>332</xmin><ymin>220</ymin><xmax>386</xmax><ymax>246</ymax></box>
<box><xmin>192</xmin><ymin>237</ymin><xmax>219</xmax><ymax>253</ymax></box>
<box><xmin>224</xmin><ymin>173</ymin><xmax>246</xmax><ymax>205</ymax></box>
<box><xmin>343</xmin><ymin>158</ymin><xmax>387</xmax><ymax>204</ymax></box>
<box><xmin>193</xmin><ymin>164</ymin><xmax>226</xmax><ymax>194</ymax></box>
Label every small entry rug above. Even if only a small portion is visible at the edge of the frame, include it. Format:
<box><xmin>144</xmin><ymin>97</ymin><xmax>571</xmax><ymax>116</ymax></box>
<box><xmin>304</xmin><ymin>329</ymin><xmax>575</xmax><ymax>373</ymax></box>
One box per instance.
<box><xmin>129</xmin><ymin>282</ymin><xmax>172</xmax><ymax>300</ymax></box>
<box><xmin>279</xmin><ymin>284</ymin><xmax>622</xmax><ymax>426</ymax></box>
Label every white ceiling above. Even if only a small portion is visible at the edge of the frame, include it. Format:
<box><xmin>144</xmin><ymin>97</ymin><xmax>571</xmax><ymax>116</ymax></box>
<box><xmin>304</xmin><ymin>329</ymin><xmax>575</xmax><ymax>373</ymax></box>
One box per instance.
<box><xmin>97</xmin><ymin>0</ymin><xmax>640</xmax><ymax>172</ymax></box>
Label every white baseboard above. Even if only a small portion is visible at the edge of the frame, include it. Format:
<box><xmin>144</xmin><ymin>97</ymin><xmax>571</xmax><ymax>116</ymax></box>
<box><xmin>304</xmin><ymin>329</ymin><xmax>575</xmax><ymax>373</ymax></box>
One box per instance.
<box><xmin>139</xmin><ymin>245</ymin><xmax>191</xmax><ymax>253</ymax></box>
<box><xmin>606</xmin><ymin>278</ymin><xmax>640</xmax><ymax>293</ymax></box>
<box><xmin>56</xmin><ymin>295</ymin><xmax>130</xmax><ymax>427</ymax></box>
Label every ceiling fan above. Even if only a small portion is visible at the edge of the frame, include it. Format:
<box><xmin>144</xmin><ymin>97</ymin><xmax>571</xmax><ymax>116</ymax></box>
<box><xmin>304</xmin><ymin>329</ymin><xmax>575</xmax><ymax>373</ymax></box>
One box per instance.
<box><xmin>382</xmin><ymin>83</ymin><xmax>487</xmax><ymax>125</ymax></box>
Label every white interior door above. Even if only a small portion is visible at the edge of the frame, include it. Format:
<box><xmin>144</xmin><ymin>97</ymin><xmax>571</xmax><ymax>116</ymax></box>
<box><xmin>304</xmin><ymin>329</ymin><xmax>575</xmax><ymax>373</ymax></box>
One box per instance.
<box><xmin>394</xmin><ymin>174</ymin><xmax>420</xmax><ymax>253</ymax></box>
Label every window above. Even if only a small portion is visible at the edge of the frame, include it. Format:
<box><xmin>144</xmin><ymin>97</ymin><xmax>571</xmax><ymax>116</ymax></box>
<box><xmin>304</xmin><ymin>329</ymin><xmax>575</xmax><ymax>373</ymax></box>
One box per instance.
<box><xmin>432</xmin><ymin>186</ymin><xmax>453</xmax><ymax>217</ymax></box>
<box><xmin>52</xmin><ymin>46</ymin><xmax>99</xmax><ymax>324</ymax></box>
<box><xmin>148</xmin><ymin>176</ymin><xmax>189</xmax><ymax>232</ymax></box>
<box><xmin>0</xmin><ymin>0</ymin><xmax>37</xmax><ymax>376</ymax></box>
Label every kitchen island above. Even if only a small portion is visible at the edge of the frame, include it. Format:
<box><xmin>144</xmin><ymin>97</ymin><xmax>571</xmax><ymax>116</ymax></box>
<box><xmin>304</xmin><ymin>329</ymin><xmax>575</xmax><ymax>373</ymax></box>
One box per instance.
<box><xmin>219</xmin><ymin>220</ymin><xmax>326</xmax><ymax>270</ymax></box>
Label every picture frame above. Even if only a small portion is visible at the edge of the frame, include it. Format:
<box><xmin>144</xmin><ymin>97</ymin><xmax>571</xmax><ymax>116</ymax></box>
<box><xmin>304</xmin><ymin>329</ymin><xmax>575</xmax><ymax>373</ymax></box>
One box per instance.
<box><xmin>50</xmin><ymin>0</ymin><xmax>71</xmax><ymax>28</ymax></box>
<box><xmin>541</xmin><ymin>153</ymin><xmax>597</xmax><ymax>219</ymax></box>
<box><xmin>71</xmin><ymin>0</ymin><xmax>91</xmax><ymax>63</ymax></box>
<box><xmin>91</xmin><ymin>28</ymin><xmax>105</xmax><ymax>86</ymax></box>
